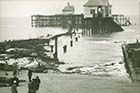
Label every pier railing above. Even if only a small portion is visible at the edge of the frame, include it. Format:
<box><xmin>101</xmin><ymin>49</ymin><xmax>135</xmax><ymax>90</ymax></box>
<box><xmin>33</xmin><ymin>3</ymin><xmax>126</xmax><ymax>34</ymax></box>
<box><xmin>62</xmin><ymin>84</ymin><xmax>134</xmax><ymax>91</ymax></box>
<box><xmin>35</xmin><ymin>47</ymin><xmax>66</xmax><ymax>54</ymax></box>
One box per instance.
<box><xmin>112</xmin><ymin>15</ymin><xmax>132</xmax><ymax>26</ymax></box>
<box><xmin>31</xmin><ymin>14</ymin><xmax>84</xmax><ymax>28</ymax></box>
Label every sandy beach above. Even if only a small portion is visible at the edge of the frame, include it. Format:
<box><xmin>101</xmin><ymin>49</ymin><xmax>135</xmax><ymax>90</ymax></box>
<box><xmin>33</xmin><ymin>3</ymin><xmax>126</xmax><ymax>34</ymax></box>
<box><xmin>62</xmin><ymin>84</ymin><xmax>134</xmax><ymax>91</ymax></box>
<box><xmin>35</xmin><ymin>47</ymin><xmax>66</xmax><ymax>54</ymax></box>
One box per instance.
<box><xmin>0</xmin><ymin>0</ymin><xmax>140</xmax><ymax>93</ymax></box>
<box><xmin>0</xmin><ymin>70</ymin><xmax>140</xmax><ymax>93</ymax></box>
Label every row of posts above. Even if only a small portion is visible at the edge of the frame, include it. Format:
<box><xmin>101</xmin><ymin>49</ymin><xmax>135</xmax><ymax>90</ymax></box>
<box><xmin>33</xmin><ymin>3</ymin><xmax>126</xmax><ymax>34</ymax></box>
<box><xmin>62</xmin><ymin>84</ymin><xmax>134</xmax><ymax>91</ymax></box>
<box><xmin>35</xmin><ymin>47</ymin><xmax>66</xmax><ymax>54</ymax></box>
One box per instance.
<box><xmin>63</xmin><ymin>37</ymin><xmax>78</xmax><ymax>53</ymax></box>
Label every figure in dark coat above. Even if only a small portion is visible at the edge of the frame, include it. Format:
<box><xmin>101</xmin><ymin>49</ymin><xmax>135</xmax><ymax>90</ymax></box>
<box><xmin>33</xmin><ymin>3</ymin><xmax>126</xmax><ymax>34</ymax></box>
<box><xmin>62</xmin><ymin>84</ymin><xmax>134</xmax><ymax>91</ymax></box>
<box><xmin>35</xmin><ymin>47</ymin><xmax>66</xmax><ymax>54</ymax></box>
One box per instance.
<box><xmin>10</xmin><ymin>75</ymin><xmax>19</xmax><ymax>93</ymax></box>
<box><xmin>28</xmin><ymin>79</ymin><xmax>37</xmax><ymax>93</ymax></box>
<box><xmin>28</xmin><ymin>69</ymin><xmax>32</xmax><ymax>82</ymax></box>
<box><xmin>35</xmin><ymin>76</ymin><xmax>41</xmax><ymax>90</ymax></box>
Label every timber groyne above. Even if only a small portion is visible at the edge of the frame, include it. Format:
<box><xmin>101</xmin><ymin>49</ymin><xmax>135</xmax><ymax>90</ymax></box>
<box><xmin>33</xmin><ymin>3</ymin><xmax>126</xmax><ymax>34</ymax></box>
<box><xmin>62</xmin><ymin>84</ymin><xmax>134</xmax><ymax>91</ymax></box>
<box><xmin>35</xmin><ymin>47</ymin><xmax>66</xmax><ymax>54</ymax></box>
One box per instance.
<box><xmin>122</xmin><ymin>43</ymin><xmax>140</xmax><ymax>82</ymax></box>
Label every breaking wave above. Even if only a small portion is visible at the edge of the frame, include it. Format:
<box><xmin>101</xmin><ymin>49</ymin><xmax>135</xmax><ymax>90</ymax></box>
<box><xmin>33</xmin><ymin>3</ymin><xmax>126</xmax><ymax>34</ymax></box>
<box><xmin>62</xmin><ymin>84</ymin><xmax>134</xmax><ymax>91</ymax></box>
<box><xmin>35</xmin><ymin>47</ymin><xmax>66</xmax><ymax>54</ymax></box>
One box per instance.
<box><xmin>60</xmin><ymin>61</ymin><xmax>128</xmax><ymax>77</ymax></box>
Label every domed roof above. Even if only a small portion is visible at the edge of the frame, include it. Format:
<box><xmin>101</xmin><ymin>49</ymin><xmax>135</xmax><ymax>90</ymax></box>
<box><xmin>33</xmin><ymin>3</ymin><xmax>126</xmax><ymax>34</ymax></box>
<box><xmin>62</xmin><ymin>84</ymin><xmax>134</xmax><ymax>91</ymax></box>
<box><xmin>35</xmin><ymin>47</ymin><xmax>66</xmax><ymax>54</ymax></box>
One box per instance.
<box><xmin>62</xmin><ymin>2</ymin><xmax>74</xmax><ymax>12</ymax></box>
<box><xmin>84</xmin><ymin>0</ymin><xmax>111</xmax><ymax>7</ymax></box>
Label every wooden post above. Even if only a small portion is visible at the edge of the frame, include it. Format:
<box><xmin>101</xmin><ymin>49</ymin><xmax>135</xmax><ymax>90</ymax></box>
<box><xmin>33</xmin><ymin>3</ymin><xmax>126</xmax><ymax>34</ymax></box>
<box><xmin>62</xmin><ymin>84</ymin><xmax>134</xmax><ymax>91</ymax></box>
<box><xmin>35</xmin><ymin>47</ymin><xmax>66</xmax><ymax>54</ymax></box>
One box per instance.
<box><xmin>54</xmin><ymin>37</ymin><xmax>58</xmax><ymax>59</ymax></box>
<box><xmin>50</xmin><ymin>45</ymin><xmax>54</xmax><ymax>52</ymax></box>
<box><xmin>63</xmin><ymin>45</ymin><xmax>67</xmax><ymax>53</ymax></box>
<box><xmin>70</xmin><ymin>40</ymin><xmax>73</xmax><ymax>47</ymax></box>
<box><xmin>31</xmin><ymin>16</ymin><xmax>33</xmax><ymax>27</ymax></box>
<box><xmin>75</xmin><ymin>37</ymin><xmax>78</xmax><ymax>42</ymax></box>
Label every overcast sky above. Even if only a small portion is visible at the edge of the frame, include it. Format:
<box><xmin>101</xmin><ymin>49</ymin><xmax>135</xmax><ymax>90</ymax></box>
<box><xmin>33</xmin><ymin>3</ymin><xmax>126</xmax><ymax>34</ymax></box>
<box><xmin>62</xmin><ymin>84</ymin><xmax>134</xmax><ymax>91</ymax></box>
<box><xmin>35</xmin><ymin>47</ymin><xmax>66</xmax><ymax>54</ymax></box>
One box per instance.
<box><xmin>0</xmin><ymin>0</ymin><xmax>139</xmax><ymax>17</ymax></box>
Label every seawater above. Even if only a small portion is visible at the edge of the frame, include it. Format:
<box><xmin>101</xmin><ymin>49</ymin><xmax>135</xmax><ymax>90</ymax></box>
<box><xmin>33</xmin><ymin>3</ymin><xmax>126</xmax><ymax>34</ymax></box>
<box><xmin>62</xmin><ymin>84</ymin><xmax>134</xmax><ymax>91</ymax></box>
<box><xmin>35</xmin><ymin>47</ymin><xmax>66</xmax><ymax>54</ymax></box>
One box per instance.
<box><xmin>0</xmin><ymin>17</ymin><xmax>139</xmax><ymax>75</ymax></box>
<box><xmin>0</xmin><ymin>17</ymin><xmax>67</xmax><ymax>41</ymax></box>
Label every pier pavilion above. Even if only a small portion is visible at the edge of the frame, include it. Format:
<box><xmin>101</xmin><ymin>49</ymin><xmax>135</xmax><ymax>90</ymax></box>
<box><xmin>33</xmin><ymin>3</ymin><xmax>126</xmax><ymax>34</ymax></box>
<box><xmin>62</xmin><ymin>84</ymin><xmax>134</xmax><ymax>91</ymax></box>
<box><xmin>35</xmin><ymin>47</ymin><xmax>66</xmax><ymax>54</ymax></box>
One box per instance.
<box><xmin>83</xmin><ymin>0</ymin><xmax>112</xmax><ymax>18</ymax></box>
<box><xmin>82</xmin><ymin>0</ymin><xmax>123</xmax><ymax>35</ymax></box>
<box><xmin>62</xmin><ymin>2</ymin><xmax>75</xmax><ymax>15</ymax></box>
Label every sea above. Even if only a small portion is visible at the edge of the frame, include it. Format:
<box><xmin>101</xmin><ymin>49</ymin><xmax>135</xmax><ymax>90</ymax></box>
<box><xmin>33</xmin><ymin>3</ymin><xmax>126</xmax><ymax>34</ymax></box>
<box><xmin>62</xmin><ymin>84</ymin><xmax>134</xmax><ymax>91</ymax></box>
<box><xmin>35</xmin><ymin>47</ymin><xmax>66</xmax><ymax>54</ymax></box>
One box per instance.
<box><xmin>0</xmin><ymin>17</ymin><xmax>140</xmax><ymax>76</ymax></box>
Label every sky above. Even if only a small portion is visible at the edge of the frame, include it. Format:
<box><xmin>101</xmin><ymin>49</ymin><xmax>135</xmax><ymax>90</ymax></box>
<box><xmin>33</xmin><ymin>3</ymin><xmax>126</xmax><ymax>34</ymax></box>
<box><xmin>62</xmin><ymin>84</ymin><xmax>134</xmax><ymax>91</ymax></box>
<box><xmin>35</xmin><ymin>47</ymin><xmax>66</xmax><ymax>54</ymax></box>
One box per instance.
<box><xmin>0</xmin><ymin>0</ymin><xmax>139</xmax><ymax>18</ymax></box>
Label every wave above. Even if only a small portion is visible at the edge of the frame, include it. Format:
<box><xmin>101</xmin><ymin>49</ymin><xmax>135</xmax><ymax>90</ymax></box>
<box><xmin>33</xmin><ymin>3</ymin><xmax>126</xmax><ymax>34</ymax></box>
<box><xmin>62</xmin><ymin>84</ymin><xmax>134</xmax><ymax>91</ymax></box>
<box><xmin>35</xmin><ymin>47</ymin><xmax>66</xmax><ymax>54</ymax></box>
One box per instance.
<box><xmin>90</xmin><ymin>40</ymin><xmax>126</xmax><ymax>45</ymax></box>
<box><xmin>60</xmin><ymin>61</ymin><xmax>128</xmax><ymax>77</ymax></box>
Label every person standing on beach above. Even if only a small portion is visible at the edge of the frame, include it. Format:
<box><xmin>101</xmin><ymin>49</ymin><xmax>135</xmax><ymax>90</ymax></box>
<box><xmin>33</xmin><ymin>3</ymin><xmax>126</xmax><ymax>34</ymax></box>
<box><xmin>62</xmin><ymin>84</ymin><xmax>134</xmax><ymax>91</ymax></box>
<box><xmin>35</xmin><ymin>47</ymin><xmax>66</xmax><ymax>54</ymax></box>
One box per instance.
<box><xmin>28</xmin><ymin>78</ymin><xmax>37</xmax><ymax>93</ymax></box>
<box><xmin>28</xmin><ymin>69</ymin><xmax>32</xmax><ymax>82</ymax></box>
<box><xmin>35</xmin><ymin>76</ymin><xmax>41</xmax><ymax>91</ymax></box>
<box><xmin>13</xmin><ymin>62</ymin><xmax>18</xmax><ymax>76</ymax></box>
<box><xmin>10</xmin><ymin>75</ymin><xmax>19</xmax><ymax>93</ymax></box>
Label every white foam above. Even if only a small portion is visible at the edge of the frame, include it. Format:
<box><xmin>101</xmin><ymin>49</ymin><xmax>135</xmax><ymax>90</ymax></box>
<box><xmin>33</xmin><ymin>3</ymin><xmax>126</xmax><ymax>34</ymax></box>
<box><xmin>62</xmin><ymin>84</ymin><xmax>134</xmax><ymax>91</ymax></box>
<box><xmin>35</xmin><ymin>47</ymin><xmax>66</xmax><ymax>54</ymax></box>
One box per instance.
<box><xmin>61</xmin><ymin>61</ymin><xmax>127</xmax><ymax>76</ymax></box>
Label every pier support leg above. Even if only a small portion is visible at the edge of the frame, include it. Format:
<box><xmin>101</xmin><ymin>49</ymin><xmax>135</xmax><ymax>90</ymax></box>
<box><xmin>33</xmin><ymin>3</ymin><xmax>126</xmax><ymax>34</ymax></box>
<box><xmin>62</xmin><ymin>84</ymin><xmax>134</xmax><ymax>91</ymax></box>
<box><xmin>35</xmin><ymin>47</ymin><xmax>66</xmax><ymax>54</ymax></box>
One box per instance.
<box><xmin>54</xmin><ymin>37</ymin><xmax>58</xmax><ymax>59</ymax></box>
<box><xmin>70</xmin><ymin>40</ymin><xmax>73</xmax><ymax>47</ymax></box>
<box><xmin>75</xmin><ymin>37</ymin><xmax>78</xmax><ymax>42</ymax></box>
<box><xmin>63</xmin><ymin>45</ymin><xmax>67</xmax><ymax>53</ymax></box>
<box><xmin>50</xmin><ymin>45</ymin><xmax>54</xmax><ymax>52</ymax></box>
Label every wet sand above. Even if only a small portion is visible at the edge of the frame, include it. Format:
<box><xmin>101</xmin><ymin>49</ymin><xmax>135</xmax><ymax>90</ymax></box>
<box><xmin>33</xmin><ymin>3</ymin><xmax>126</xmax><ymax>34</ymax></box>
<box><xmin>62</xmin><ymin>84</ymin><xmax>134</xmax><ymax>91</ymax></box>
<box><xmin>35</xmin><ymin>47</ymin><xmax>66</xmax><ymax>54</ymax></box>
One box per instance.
<box><xmin>0</xmin><ymin>71</ymin><xmax>140</xmax><ymax>93</ymax></box>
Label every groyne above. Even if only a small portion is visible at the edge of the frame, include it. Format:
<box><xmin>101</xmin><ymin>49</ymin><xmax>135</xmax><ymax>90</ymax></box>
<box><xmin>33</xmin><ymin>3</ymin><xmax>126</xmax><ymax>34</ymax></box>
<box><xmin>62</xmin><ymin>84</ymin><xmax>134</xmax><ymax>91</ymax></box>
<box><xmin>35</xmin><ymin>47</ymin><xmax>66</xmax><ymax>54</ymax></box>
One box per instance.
<box><xmin>122</xmin><ymin>43</ymin><xmax>140</xmax><ymax>82</ymax></box>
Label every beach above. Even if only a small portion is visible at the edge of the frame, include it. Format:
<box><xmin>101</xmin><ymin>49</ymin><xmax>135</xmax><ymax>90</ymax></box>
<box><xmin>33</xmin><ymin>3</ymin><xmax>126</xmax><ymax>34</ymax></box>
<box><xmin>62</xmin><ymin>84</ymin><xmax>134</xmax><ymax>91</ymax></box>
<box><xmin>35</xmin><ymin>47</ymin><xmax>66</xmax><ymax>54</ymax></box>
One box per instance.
<box><xmin>1</xmin><ymin>70</ymin><xmax>140</xmax><ymax>93</ymax></box>
<box><xmin>0</xmin><ymin>17</ymin><xmax>140</xmax><ymax>93</ymax></box>
<box><xmin>0</xmin><ymin>0</ymin><xmax>140</xmax><ymax>92</ymax></box>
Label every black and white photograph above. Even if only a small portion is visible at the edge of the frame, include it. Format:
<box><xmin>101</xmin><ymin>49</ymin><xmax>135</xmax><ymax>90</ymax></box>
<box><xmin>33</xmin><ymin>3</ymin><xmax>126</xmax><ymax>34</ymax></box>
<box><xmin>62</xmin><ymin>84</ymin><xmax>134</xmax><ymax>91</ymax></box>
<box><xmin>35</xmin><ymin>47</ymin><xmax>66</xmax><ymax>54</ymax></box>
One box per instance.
<box><xmin>0</xmin><ymin>0</ymin><xmax>140</xmax><ymax>93</ymax></box>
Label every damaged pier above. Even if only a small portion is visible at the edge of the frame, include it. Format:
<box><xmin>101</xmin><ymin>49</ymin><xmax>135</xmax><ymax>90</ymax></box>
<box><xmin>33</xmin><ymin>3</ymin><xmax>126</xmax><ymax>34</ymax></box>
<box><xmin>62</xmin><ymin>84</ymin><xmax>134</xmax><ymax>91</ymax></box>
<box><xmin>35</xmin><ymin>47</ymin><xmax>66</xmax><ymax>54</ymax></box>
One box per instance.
<box><xmin>31</xmin><ymin>0</ymin><xmax>124</xmax><ymax>35</ymax></box>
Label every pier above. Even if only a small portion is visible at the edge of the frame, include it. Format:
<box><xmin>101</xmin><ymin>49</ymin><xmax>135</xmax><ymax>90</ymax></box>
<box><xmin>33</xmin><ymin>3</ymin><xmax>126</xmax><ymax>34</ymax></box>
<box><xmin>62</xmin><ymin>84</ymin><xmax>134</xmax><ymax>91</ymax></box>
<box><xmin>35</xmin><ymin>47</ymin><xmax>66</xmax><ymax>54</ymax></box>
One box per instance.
<box><xmin>112</xmin><ymin>15</ymin><xmax>132</xmax><ymax>26</ymax></box>
<box><xmin>31</xmin><ymin>14</ymin><xmax>84</xmax><ymax>28</ymax></box>
<box><xmin>31</xmin><ymin>0</ymin><xmax>125</xmax><ymax>35</ymax></box>
<box><xmin>31</xmin><ymin>14</ymin><xmax>124</xmax><ymax>35</ymax></box>
<box><xmin>82</xmin><ymin>17</ymin><xmax>123</xmax><ymax>35</ymax></box>
<box><xmin>1</xmin><ymin>0</ymin><xmax>140</xmax><ymax>93</ymax></box>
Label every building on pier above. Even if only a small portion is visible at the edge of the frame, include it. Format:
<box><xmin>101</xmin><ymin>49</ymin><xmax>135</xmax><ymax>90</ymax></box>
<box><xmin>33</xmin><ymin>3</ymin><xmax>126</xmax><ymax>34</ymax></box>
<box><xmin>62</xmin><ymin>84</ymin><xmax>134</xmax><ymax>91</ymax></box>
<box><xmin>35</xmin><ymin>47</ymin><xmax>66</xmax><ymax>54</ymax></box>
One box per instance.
<box><xmin>82</xmin><ymin>0</ymin><xmax>123</xmax><ymax>35</ymax></box>
<box><xmin>62</xmin><ymin>2</ymin><xmax>75</xmax><ymax>15</ymax></box>
<box><xmin>83</xmin><ymin>0</ymin><xmax>112</xmax><ymax>18</ymax></box>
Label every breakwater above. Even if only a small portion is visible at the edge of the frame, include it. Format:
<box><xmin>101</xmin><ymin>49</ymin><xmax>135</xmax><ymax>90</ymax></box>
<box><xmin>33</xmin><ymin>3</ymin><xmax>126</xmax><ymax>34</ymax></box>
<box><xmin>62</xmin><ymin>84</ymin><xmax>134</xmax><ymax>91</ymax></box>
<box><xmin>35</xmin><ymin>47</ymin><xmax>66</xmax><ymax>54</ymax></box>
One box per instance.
<box><xmin>122</xmin><ymin>43</ymin><xmax>140</xmax><ymax>82</ymax></box>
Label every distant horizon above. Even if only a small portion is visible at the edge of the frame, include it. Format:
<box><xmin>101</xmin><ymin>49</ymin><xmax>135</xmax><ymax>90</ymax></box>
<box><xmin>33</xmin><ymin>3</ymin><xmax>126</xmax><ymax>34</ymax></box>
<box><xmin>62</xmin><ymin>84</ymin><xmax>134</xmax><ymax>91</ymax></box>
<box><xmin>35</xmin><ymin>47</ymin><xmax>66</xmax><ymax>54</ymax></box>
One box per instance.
<box><xmin>0</xmin><ymin>0</ymin><xmax>139</xmax><ymax>18</ymax></box>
